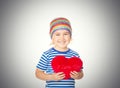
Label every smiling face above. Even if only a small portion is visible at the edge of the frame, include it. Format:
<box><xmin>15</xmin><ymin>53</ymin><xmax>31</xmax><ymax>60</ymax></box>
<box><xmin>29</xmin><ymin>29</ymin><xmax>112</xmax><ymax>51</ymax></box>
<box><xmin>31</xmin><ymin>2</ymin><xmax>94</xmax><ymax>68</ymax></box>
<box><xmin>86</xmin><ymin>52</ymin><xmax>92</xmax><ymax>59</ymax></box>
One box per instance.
<box><xmin>52</xmin><ymin>29</ymin><xmax>71</xmax><ymax>51</ymax></box>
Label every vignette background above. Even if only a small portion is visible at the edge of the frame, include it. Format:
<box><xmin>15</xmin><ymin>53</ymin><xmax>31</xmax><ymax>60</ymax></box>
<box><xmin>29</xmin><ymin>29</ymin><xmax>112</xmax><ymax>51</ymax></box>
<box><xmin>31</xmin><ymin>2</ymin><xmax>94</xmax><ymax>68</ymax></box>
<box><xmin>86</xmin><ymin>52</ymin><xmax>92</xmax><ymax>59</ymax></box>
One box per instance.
<box><xmin>0</xmin><ymin>0</ymin><xmax>120</xmax><ymax>88</ymax></box>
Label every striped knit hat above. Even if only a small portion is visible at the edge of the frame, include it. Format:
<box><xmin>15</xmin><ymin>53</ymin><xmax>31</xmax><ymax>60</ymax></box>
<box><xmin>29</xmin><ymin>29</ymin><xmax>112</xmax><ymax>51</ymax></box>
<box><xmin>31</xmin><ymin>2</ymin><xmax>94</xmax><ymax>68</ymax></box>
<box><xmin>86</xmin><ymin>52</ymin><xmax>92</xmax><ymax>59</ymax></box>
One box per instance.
<box><xmin>50</xmin><ymin>17</ymin><xmax>72</xmax><ymax>38</ymax></box>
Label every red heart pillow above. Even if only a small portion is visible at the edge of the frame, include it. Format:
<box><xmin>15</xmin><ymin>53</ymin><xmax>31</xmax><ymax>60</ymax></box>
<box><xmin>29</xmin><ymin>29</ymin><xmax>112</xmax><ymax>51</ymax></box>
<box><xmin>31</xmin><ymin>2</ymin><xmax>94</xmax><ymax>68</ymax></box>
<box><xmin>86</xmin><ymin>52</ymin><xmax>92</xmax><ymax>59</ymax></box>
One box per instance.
<box><xmin>51</xmin><ymin>55</ymin><xmax>83</xmax><ymax>79</ymax></box>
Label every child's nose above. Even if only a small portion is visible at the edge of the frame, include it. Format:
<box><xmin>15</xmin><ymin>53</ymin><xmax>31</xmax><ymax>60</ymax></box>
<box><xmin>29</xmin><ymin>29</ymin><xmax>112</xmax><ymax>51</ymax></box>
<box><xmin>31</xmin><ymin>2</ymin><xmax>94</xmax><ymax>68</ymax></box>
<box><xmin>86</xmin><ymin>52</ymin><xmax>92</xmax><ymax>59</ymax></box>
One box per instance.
<box><xmin>60</xmin><ymin>35</ymin><xmax>65</xmax><ymax>40</ymax></box>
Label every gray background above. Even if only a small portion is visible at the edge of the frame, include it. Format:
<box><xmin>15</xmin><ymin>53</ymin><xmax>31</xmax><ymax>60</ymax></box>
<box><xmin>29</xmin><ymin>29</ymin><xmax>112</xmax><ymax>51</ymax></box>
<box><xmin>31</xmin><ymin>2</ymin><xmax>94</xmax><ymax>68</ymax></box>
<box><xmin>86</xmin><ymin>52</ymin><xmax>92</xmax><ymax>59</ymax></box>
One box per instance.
<box><xmin>0</xmin><ymin>0</ymin><xmax>120</xmax><ymax>88</ymax></box>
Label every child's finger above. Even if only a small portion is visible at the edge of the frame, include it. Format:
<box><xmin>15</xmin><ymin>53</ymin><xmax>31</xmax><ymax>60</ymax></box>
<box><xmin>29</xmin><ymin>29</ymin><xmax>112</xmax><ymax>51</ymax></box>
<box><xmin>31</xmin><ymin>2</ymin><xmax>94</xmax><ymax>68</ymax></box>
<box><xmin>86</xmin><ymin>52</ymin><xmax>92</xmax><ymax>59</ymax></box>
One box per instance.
<box><xmin>57</xmin><ymin>72</ymin><xmax>64</xmax><ymax>75</ymax></box>
<box><xmin>71</xmin><ymin>71</ymin><xmax>77</xmax><ymax>75</ymax></box>
<box><xmin>57</xmin><ymin>72</ymin><xmax>65</xmax><ymax>79</ymax></box>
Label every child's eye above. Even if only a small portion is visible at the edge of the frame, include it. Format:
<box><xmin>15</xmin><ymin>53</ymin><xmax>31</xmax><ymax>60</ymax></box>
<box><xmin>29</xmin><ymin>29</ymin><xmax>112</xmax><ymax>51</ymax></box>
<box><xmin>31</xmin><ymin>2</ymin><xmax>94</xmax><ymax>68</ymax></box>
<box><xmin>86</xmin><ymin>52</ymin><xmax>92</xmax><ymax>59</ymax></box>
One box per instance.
<box><xmin>64</xmin><ymin>33</ymin><xmax>68</xmax><ymax>35</ymax></box>
<box><xmin>64</xmin><ymin>33</ymin><xmax>69</xmax><ymax>35</ymax></box>
<box><xmin>55</xmin><ymin>33</ymin><xmax>60</xmax><ymax>36</ymax></box>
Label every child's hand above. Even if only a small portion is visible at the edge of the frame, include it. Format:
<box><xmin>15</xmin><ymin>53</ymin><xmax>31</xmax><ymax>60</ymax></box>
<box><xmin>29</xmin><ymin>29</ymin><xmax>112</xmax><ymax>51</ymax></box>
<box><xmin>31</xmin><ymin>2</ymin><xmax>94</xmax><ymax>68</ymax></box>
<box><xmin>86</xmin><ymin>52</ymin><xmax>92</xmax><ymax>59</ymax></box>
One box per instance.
<box><xmin>70</xmin><ymin>71</ymin><xmax>83</xmax><ymax>79</ymax></box>
<box><xmin>51</xmin><ymin>72</ymin><xmax>65</xmax><ymax>81</ymax></box>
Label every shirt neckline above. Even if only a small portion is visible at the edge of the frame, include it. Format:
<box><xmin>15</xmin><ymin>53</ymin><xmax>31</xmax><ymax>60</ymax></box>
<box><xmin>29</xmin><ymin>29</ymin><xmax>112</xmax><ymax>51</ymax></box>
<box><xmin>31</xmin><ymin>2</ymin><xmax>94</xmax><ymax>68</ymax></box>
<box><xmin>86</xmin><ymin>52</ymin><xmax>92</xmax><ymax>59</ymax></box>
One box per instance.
<box><xmin>52</xmin><ymin>47</ymin><xmax>70</xmax><ymax>53</ymax></box>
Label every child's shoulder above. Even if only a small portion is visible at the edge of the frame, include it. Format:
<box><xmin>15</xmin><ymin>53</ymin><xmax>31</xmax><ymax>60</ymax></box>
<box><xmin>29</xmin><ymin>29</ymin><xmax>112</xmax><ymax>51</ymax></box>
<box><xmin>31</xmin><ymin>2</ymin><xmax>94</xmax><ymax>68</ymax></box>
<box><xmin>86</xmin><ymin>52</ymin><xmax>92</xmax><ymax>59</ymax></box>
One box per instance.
<box><xmin>43</xmin><ymin>47</ymin><xmax>54</xmax><ymax>54</ymax></box>
<box><xmin>69</xmin><ymin>48</ymin><xmax>80</xmax><ymax>57</ymax></box>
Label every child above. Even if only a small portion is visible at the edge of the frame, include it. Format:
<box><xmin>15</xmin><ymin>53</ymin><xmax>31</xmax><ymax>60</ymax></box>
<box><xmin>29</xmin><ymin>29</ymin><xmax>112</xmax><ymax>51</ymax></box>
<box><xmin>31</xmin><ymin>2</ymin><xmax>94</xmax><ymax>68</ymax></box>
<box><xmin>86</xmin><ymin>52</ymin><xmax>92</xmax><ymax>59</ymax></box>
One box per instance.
<box><xmin>35</xmin><ymin>17</ymin><xmax>84</xmax><ymax>88</ymax></box>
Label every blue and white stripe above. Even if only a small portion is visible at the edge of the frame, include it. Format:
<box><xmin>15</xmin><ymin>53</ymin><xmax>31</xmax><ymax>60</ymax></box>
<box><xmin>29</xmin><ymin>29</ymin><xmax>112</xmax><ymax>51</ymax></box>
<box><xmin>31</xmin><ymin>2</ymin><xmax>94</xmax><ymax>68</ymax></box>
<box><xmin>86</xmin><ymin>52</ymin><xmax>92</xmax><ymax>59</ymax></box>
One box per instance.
<box><xmin>36</xmin><ymin>47</ymin><xmax>80</xmax><ymax>88</ymax></box>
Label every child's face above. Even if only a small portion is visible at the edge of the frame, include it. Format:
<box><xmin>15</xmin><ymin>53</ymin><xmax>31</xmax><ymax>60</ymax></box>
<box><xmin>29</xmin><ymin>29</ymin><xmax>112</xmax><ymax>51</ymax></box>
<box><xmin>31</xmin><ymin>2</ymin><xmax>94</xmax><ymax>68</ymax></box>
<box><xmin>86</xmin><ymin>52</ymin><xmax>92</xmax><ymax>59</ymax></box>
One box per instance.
<box><xmin>52</xmin><ymin>29</ymin><xmax>71</xmax><ymax>50</ymax></box>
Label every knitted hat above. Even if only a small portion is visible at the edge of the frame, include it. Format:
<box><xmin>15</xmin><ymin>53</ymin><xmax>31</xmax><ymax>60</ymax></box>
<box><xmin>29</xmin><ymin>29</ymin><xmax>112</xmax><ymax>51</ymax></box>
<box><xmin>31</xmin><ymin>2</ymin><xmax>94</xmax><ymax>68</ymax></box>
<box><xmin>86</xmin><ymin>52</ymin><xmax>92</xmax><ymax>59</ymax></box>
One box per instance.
<box><xmin>50</xmin><ymin>17</ymin><xmax>72</xmax><ymax>38</ymax></box>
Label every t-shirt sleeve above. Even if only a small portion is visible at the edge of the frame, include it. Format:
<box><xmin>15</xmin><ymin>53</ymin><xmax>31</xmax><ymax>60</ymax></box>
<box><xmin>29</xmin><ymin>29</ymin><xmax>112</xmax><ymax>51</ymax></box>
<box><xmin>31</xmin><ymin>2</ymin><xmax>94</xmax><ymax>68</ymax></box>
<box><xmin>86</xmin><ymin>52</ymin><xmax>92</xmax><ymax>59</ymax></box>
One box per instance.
<box><xmin>75</xmin><ymin>52</ymin><xmax>84</xmax><ymax>69</ymax></box>
<box><xmin>36</xmin><ymin>53</ymin><xmax>48</xmax><ymax>71</ymax></box>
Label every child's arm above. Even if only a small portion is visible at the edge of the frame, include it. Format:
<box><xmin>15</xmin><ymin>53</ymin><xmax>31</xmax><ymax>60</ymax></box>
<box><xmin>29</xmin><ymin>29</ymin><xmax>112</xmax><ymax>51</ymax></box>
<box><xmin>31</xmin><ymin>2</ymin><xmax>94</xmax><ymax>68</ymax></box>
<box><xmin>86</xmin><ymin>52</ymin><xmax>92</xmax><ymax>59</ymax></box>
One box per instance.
<box><xmin>70</xmin><ymin>70</ymin><xmax>84</xmax><ymax>79</ymax></box>
<box><xmin>35</xmin><ymin>68</ymin><xmax>65</xmax><ymax>81</ymax></box>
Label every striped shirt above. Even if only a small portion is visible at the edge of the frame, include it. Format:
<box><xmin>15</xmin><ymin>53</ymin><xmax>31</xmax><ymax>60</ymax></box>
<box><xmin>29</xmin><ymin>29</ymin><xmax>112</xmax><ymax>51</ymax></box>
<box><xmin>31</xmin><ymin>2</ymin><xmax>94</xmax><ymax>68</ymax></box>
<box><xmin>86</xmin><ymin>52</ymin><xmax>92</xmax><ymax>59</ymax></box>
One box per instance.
<box><xmin>36</xmin><ymin>47</ymin><xmax>80</xmax><ymax>88</ymax></box>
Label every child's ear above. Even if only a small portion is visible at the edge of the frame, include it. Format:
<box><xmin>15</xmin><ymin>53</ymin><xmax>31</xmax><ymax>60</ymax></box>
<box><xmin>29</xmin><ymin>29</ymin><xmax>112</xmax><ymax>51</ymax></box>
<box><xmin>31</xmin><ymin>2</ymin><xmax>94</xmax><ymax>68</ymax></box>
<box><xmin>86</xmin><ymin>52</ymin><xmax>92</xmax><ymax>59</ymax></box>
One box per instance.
<box><xmin>50</xmin><ymin>40</ymin><xmax>54</xmax><ymax>45</ymax></box>
<box><xmin>70</xmin><ymin>38</ymin><xmax>72</xmax><ymax>41</ymax></box>
<box><xmin>50</xmin><ymin>41</ymin><xmax>53</xmax><ymax>45</ymax></box>
<box><xmin>50</xmin><ymin>42</ymin><xmax>53</xmax><ymax>45</ymax></box>
<box><xmin>69</xmin><ymin>38</ymin><xmax>72</xmax><ymax>44</ymax></box>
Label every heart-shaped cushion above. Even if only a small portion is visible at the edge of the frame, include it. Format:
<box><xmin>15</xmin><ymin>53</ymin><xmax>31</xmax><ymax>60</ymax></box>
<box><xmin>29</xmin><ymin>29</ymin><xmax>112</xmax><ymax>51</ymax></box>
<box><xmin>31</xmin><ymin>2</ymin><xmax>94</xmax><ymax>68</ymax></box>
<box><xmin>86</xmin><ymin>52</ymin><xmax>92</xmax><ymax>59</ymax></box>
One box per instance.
<box><xmin>51</xmin><ymin>55</ymin><xmax>83</xmax><ymax>79</ymax></box>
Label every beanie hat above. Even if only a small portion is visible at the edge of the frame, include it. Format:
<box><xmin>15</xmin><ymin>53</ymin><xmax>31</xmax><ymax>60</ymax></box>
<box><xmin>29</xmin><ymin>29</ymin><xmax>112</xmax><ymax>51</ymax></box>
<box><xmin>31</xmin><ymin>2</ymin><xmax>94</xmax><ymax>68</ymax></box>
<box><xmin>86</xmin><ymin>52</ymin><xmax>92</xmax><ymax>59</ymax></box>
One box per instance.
<box><xmin>50</xmin><ymin>17</ymin><xmax>72</xmax><ymax>38</ymax></box>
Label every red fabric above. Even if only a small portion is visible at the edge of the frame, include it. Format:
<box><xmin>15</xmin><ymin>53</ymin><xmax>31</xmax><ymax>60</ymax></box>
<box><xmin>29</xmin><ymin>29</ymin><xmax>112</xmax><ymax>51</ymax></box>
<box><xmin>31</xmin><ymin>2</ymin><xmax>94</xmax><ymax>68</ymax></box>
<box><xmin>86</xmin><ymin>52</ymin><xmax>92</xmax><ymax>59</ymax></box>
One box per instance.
<box><xmin>51</xmin><ymin>55</ymin><xmax>83</xmax><ymax>79</ymax></box>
